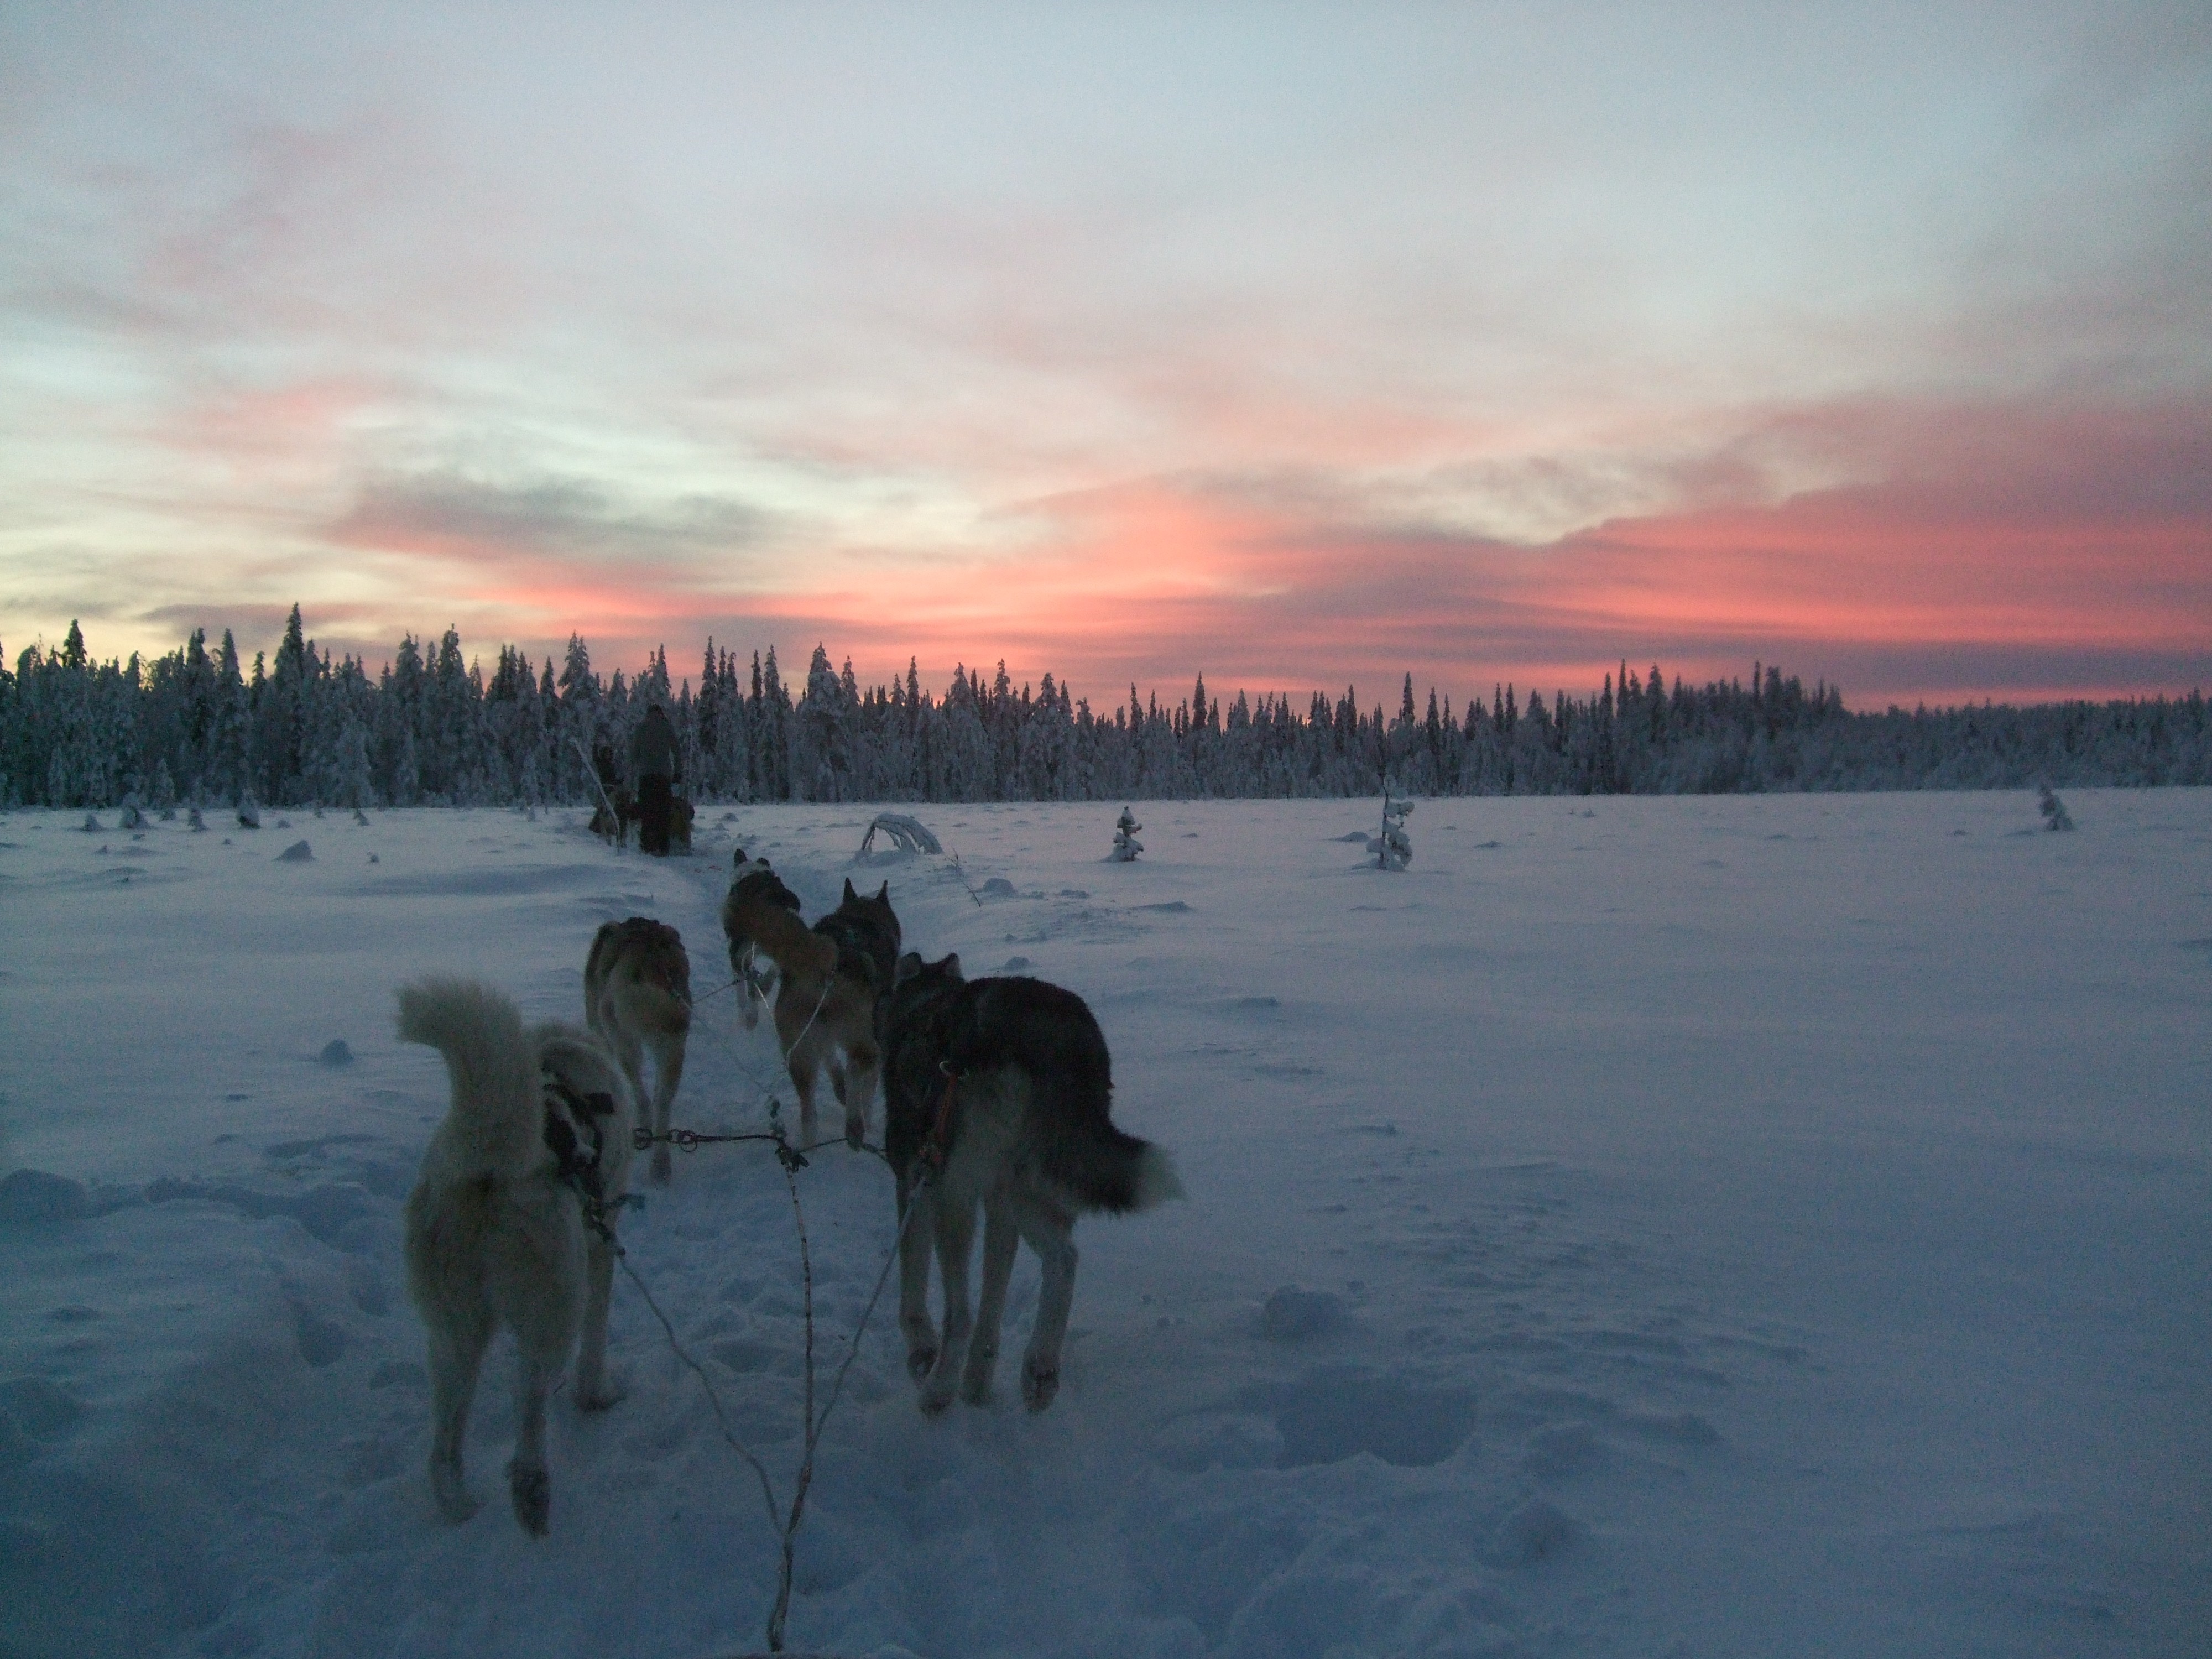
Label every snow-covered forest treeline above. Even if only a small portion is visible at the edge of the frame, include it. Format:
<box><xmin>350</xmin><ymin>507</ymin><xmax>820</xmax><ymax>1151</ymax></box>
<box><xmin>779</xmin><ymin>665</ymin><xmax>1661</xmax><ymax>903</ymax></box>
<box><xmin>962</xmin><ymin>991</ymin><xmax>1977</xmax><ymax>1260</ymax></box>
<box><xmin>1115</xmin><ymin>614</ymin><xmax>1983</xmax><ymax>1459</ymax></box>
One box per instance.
<box><xmin>5</xmin><ymin>608</ymin><xmax>2207</xmax><ymax>809</ymax></box>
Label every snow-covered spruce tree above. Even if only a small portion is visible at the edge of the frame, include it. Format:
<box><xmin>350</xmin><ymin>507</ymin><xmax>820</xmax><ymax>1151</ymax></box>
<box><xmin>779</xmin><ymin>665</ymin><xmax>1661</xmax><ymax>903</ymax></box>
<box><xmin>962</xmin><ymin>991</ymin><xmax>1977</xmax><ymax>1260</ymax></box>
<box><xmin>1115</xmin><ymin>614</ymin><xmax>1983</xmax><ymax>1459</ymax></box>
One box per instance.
<box><xmin>254</xmin><ymin>603</ymin><xmax>312</xmax><ymax>806</ymax></box>
<box><xmin>1370</xmin><ymin>788</ymin><xmax>1413</xmax><ymax>869</ymax></box>
<box><xmin>1111</xmin><ymin>805</ymin><xmax>1143</xmax><ymax>861</ymax></box>
<box><xmin>555</xmin><ymin>633</ymin><xmax>598</xmax><ymax>804</ymax></box>
<box><xmin>716</xmin><ymin>647</ymin><xmax>758</xmax><ymax>801</ymax></box>
<box><xmin>692</xmin><ymin>641</ymin><xmax>725</xmax><ymax>801</ymax></box>
<box><xmin>373</xmin><ymin>634</ymin><xmax>424</xmax><ymax>805</ymax></box>
<box><xmin>756</xmin><ymin>645</ymin><xmax>792</xmax><ymax>800</ymax></box>
<box><xmin>325</xmin><ymin>710</ymin><xmax>377</xmax><ymax>808</ymax></box>
<box><xmin>2038</xmin><ymin>784</ymin><xmax>2075</xmax><ymax>831</ymax></box>
<box><xmin>792</xmin><ymin>643</ymin><xmax>854</xmax><ymax>801</ymax></box>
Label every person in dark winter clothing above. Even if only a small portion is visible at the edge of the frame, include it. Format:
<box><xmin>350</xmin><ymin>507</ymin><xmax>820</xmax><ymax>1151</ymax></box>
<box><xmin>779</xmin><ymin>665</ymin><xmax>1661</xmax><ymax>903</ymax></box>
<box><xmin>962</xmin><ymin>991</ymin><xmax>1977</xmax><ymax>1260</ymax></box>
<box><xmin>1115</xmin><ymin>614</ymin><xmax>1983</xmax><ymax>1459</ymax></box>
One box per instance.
<box><xmin>629</xmin><ymin>703</ymin><xmax>681</xmax><ymax>855</ymax></box>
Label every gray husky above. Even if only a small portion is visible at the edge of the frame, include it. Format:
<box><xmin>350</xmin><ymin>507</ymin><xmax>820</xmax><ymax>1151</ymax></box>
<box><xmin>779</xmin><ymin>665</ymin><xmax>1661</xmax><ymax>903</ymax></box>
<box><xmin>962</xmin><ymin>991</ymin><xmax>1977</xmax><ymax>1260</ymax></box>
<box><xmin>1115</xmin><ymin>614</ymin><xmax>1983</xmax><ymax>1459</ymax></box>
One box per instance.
<box><xmin>399</xmin><ymin>979</ymin><xmax>636</xmax><ymax>1534</ymax></box>
<box><xmin>883</xmin><ymin>954</ymin><xmax>1182</xmax><ymax>1413</ymax></box>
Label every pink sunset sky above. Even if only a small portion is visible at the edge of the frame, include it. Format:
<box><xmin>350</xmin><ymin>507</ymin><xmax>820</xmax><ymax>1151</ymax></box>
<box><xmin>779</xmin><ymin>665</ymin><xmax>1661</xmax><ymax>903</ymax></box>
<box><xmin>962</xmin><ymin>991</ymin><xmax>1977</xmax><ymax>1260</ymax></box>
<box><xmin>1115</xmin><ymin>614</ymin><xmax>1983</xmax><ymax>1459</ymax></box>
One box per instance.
<box><xmin>2</xmin><ymin>4</ymin><xmax>2206</xmax><ymax>712</ymax></box>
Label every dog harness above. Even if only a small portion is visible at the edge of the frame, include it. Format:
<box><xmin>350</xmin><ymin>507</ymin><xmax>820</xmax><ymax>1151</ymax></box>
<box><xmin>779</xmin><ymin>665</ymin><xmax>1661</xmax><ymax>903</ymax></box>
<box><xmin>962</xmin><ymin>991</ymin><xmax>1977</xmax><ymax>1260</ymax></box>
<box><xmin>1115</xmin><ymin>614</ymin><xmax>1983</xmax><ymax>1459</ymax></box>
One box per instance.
<box><xmin>542</xmin><ymin>1076</ymin><xmax>625</xmax><ymax>1242</ymax></box>
<box><xmin>920</xmin><ymin>1061</ymin><xmax>961</xmax><ymax>1173</ymax></box>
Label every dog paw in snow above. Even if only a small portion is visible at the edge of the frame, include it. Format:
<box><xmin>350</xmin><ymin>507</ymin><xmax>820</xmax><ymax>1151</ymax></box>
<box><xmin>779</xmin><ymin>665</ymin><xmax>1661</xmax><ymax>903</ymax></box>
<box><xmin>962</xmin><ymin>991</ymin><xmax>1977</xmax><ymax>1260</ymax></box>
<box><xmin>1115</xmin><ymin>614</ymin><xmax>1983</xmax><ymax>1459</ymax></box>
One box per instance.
<box><xmin>509</xmin><ymin>1460</ymin><xmax>551</xmax><ymax>1536</ymax></box>
<box><xmin>430</xmin><ymin>1461</ymin><xmax>480</xmax><ymax>1525</ymax></box>
<box><xmin>918</xmin><ymin>1371</ymin><xmax>958</xmax><ymax>1416</ymax></box>
<box><xmin>573</xmin><ymin>1376</ymin><xmax>627</xmax><ymax>1413</ymax></box>
<box><xmin>1022</xmin><ymin>1358</ymin><xmax>1061</xmax><ymax>1412</ymax></box>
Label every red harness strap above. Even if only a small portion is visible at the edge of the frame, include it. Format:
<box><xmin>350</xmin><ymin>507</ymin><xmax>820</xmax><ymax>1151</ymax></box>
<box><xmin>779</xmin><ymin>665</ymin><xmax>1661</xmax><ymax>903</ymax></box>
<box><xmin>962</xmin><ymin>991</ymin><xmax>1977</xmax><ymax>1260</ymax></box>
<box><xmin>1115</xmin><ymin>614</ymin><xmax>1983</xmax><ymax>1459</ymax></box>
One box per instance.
<box><xmin>921</xmin><ymin>1064</ymin><xmax>959</xmax><ymax>1172</ymax></box>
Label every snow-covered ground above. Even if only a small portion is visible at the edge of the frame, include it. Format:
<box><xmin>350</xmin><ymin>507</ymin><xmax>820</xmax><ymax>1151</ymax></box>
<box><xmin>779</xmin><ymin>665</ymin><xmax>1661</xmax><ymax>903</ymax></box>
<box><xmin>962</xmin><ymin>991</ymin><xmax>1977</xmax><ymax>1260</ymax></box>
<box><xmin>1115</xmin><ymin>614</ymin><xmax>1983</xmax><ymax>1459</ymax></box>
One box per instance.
<box><xmin>1</xmin><ymin>791</ymin><xmax>2206</xmax><ymax>1658</ymax></box>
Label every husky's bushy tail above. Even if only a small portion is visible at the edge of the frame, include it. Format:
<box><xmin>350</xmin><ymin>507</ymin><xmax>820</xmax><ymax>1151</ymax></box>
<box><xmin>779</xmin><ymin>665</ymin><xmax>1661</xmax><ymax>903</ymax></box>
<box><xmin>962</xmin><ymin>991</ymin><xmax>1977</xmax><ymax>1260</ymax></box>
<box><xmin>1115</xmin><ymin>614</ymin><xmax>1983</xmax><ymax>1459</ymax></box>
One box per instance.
<box><xmin>1046</xmin><ymin>1102</ymin><xmax>1183</xmax><ymax>1215</ymax></box>
<box><xmin>1056</xmin><ymin>1114</ymin><xmax>1183</xmax><ymax>1215</ymax></box>
<box><xmin>731</xmin><ymin>899</ymin><xmax>838</xmax><ymax>978</ymax></box>
<box><xmin>951</xmin><ymin>977</ymin><xmax>1185</xmax><ymax>1215</ymax></box>
<box><xmin>397</xmin><ymin>978</ymin><xmax>542</xmax><ymax>1182</ymax></box>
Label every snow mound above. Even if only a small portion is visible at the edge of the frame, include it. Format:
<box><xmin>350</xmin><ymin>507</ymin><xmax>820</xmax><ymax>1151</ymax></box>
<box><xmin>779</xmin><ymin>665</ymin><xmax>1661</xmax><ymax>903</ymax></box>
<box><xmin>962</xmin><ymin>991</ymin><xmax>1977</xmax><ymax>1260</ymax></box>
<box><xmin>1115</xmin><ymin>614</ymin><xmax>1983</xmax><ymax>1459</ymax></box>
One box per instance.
<box><xmin>1259</xmin><ymin>1285</ymin><xmax>1344</xmax><ymax>1340</ymax></box>
<box><xmin>0</xmin><ymin>1170</ymin><xmax>88</xmax><ymax>1228</ymax></box>
<box><xmin>1484</xmin><ymin>1499</ymin><xmax>1584</xmax><ymax>1567</ymax></box>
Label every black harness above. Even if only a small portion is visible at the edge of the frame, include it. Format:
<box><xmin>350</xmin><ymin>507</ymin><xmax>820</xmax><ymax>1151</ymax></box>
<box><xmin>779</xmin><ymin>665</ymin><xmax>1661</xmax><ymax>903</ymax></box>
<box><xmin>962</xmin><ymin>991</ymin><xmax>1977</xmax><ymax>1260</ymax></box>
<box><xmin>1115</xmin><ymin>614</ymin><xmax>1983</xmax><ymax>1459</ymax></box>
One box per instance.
<box><xmin>542</xmin><ymin>1074</ymin><xmax>626</xmax><ymax>1243</ymax></box>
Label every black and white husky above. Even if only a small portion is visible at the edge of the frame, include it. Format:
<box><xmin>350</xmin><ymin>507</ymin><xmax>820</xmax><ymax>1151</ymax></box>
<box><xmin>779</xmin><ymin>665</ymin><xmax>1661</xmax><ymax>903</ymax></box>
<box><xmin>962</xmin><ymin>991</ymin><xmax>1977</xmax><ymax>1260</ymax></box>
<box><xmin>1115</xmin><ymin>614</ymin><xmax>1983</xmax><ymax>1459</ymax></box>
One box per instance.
<box><xmin>398</xmin><ymin>978</ymin><xmax>636</xmax><ymax>1534</ymax></box>
<box><xmin>883</xmin><ymin>954</ymin><xmax>1183</xmax><ymax>1413</ymax></box>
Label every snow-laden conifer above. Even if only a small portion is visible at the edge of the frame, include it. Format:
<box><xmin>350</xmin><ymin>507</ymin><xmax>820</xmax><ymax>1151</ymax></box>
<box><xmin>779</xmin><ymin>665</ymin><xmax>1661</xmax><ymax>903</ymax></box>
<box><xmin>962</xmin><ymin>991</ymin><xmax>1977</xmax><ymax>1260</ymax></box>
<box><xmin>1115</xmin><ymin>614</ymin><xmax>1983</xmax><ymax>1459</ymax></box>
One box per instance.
<box><xmin>2038</xmin><ymin>784</ymin><xmax>2075</xmax><ymax>831</ymax></box>
<box><xmin>1371</xmin><ymin>789</ymin><xmax>1413</xmax><ymax>869</ymax></box>
<box><xmin>1111</xmin><ymin>806</ymin><xmax>1143</xmax><ymax>862</ymax></box>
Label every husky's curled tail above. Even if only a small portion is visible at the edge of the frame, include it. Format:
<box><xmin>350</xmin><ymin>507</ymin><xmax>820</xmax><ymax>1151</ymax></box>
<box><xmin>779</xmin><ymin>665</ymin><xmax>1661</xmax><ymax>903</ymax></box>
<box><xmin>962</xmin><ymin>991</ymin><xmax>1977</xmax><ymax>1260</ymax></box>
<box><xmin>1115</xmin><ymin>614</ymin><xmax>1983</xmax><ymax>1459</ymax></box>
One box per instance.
<box><xmin>398</xmin><ymin>979</ymin><xmax>544</xmax><ymax>1184</ymax></box>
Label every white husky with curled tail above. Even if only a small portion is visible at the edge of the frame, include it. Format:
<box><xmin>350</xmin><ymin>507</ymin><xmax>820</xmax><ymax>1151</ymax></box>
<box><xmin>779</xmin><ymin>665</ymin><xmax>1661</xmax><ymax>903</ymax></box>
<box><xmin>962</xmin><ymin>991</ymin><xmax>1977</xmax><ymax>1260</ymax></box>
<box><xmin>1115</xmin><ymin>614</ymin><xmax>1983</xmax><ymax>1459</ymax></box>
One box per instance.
<box><xmin>398</xmin><ymin>978</ymin><xmax>636</xmax><ymax>1535</ymax></box>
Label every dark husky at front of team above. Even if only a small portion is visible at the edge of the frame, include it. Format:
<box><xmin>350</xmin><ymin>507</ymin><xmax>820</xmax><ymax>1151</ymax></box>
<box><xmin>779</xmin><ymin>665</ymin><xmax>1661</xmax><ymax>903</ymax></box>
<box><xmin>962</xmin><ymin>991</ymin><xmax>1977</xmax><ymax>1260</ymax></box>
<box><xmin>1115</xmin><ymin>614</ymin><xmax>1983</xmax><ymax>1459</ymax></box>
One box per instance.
<box><xmin>884</xmin><ymin>956</ymin><xmax>1182</xmax><ymax>1414</ymax></box>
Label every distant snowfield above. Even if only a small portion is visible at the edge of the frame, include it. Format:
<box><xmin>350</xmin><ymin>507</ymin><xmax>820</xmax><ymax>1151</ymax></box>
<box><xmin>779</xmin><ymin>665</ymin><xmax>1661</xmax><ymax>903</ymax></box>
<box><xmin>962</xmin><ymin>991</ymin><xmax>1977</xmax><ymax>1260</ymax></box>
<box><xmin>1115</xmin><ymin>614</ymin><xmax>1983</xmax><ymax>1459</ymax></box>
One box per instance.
<box><xmin>1</xmin><ymin>791</ymin><xmax>2206</xmax><ymax>1659</ymax></box>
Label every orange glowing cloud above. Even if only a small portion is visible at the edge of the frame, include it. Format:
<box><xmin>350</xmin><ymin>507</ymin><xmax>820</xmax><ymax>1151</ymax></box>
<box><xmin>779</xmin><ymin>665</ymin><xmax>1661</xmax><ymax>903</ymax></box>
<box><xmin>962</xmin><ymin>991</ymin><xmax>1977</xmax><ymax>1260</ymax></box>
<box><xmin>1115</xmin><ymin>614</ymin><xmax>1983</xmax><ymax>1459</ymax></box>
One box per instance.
<box><xmin>276</xmin><ymin>396</ymin><xmax>2208</xmax><ymax>714</ymax></box>
<box><xmin>795</xmin><ymin>397</ymin><xmax>2212</xmax><ymax>709</ymax></box>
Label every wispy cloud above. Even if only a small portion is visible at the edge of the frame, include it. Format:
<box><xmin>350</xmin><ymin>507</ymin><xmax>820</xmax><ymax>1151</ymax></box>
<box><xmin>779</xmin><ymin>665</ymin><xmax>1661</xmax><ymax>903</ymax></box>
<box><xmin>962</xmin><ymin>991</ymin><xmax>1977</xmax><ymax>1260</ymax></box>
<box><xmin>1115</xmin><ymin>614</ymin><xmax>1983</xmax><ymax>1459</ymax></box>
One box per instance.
<box><xmin>331</xmin><ymin>472</ymin><xmax>773</xmax><ymax>569</ymax></box>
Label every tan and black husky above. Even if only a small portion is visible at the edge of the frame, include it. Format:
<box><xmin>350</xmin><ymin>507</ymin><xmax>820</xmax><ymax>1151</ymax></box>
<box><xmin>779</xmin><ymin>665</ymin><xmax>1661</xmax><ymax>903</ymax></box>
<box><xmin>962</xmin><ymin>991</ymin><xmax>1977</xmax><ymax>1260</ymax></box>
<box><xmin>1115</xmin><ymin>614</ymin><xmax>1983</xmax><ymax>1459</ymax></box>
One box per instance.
<box><xmin>882</xmin><ymin>954</ymin><xmax>1182</xmax><ymax>1414</ymax></box>
<box><xmin>728</xmin><ymin>877</ymin><xmax>899</xmax><ymax>1148</ymax></box>
<box><xmin>719</xmin><ymin>850</ymin><xmax>806</xmax><ymax>1031</ymax></box>
<box><xmin>399</xmin><ymin>979</ymin><xmax>635</xmax><ymax>1533</ymax></box>
<box><xmin>584</xmin><ymin>917</ymin><xmax>691</xmax><ymax>1183</ymax></box>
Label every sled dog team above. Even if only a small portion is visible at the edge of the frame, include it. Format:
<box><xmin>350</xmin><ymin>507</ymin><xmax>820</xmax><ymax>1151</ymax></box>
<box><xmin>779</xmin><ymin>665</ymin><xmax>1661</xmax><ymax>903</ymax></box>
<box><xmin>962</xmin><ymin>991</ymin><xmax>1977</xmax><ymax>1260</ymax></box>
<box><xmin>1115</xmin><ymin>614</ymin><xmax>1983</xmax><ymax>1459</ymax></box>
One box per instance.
<box><xmin>400</xmin><ymin>847</ymin><xmax>1183</xmax><ymax>1533</ymax></box>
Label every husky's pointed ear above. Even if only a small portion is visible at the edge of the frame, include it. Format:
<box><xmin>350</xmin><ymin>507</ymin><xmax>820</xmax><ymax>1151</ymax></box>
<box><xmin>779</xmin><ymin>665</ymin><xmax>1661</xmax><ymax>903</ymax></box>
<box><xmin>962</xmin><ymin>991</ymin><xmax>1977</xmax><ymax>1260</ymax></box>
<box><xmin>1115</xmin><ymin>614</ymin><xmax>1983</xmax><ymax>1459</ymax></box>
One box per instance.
<box><xmin>843</xmin><ymin>877</ymin><xmax>857</xmax><ymax>901</ymax></box>
<box><xmin>874</xmin><ymin>881</ymin><xmax>889</xmax><ymax>902</ymax></box>
<box><xmin>940</xmin><ymin>952</ymin><xmax>961</xmax><ymax>979</ymax></box>
<box><xmin>894</xmin><ymin>951</ymin><xmax>922</xmax><ymax>987</ymax></box>
<box><xmin>732</xmin><ymin>847</ymin><xmax>748</xmax><ymax>867</ymax></box>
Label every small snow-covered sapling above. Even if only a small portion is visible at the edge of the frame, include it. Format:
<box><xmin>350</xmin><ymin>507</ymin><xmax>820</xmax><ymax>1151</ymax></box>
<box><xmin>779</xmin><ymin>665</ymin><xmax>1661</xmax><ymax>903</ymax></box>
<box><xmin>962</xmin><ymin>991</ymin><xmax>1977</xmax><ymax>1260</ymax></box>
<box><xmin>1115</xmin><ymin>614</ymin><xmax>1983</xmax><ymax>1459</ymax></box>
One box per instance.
<box><xmin>1111</xmin><ymin>806</ymin><xmax>1144</xmax><ymax>862</ymax></box>
<box><xmin>1371</xmin><ymin>791</ymin><xmax>1413</xmax><ymax>870</ymax></box>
